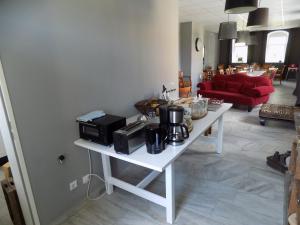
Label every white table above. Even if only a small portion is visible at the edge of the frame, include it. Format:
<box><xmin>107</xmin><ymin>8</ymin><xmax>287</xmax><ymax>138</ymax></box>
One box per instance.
<box><xmin>74</xmin><ymin>103</ymin><xmax>232</xmax><ymax>224</ymax></box>
<box><xmin>244</xmin><ymin>70</ymin><xmax>266</xmax><ymax>77</ymax></box>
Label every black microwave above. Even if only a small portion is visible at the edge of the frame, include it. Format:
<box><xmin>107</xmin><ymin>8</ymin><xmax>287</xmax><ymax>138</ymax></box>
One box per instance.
<box><xmin>78</xmin><ymin>114</ymin><xmax>126</xmax><ymax>146</ymax></box>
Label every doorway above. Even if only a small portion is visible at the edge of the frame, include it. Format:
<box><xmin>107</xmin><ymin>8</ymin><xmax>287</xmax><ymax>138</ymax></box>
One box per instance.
<box><xmin>0</xmin><ymin>61</ymin><xmax>40</xmax><ymax>225</ymax></box>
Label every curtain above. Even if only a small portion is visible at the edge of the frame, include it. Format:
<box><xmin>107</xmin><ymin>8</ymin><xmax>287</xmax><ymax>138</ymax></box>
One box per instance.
<box><xmin>219</xmin><ymin>39</ymin><xmax>231</xmax><ymax>67</ymax></box>
<box><xmin>218</xmin><ymin>28</ymin><xmax>300</xmax><ymax>67</ymax></box>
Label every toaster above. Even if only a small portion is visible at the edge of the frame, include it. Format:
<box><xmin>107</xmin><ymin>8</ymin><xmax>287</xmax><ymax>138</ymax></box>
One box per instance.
<box><xmin>113</xmin><ymin>121</ymin><xmax>147</xmax><ymax>154</ymax></box>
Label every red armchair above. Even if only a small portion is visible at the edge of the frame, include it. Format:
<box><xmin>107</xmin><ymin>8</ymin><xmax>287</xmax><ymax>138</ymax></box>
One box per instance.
<box><xmin>197</xmin><ymin>74</ymin><xmax>274</xmax><ymax>112</ymax></box>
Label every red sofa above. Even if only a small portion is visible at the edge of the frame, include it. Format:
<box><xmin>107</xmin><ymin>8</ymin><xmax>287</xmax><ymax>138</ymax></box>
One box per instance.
<box><xmin>197</xmin><ymin>74</ymin><xmax>275</xmax><ymax>112</ymax></box>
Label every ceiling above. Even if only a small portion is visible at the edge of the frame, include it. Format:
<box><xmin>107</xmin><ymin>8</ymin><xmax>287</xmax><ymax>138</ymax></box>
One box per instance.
<box><xmin>179</xmin><ymin>0</ymin><xmax>300</xmax><ymax>32</ymax></box>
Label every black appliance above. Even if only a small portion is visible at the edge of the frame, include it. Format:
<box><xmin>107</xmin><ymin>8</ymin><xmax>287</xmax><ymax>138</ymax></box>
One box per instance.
<box><xmin>159</xmin><ymin>104</ymin><xmax>169</xmax><ymax>129</ymax></box>
<box><xmin>78</xmin><ymin>114</ymin><xmax>126</xmax><ymax>146</ymax></box>
<box><xmin>145</xmin><ymin>123</ymin><xmax>167</xmax><ymax>154</ymax></box>
<box><xmin>113</xmin><ymin>121</ymin><xmax>146</xmax><ymax>155</ymax></box>
<box><xmin>167</xmin><ymin>105</ymin><xmax>189</xmax><ymax>146</ymax></box>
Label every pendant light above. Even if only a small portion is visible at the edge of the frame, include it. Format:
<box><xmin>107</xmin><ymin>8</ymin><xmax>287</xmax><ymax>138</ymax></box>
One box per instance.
<box><xmin>218</xmin><ymin>15</ymin><xmax>237</xmax><ymax>40</ymax></box>
<box><xmin>218</xmin><ymin>22</ymin><xmax>238</xmax><ymax>40</ymax></box>
<box><xmin>225</xmin><ymin>0</ymin><xmax>258</xmax><ymax>14</ymax></box>
<box><xmin>247</xmin><ymin>7</ymin><xmax>269</xmax><ymax>28</ymax></box>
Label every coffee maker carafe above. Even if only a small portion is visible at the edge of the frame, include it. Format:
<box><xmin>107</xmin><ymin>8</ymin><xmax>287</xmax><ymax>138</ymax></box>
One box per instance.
<box><xmin>167</xmin><ymin>105</ymin><xmax>189</xmax><ymax>146</ymax></box>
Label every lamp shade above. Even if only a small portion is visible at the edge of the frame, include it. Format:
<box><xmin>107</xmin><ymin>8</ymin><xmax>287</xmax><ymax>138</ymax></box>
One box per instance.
<box><xmin>247</xmin><ymin>8</ymin><xmax>269</xmax><ymax>27</ymax></box>
<box><xmin>236</xmin><ymin>31</ymin><xmax>251</xmax><ymax>44</ymax></box>
<box><xmin>225</xmin><ymin>0</ymin><xmax>258</xmax><ymax>14</ymax></box>
<box><xmin>218</xmin><ymin>22</ymin><xmax>237</xmax><ymax>40</ymax></box>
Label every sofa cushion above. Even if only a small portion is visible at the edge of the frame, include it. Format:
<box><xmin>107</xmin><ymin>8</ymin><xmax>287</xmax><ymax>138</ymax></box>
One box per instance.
<box><xmin>213</xmin><ymin>80</ymin><xmax>226</xmax><ymax>90</ymax></box>
<box><xmin>252</xmin><ymin>86</ymin><xmax>275</xmax><ymax>97</ymax></box>
<box><xmin>242</xmin><ymin>81</ymin><xmax>255</xmax><ymax>89</ymax></box>
<box><xmin>198</xmin><ymin>81</ymin><xmax>212</xmax><ymax>90</ymax></box>
<box><xmin>253</xmin><ymin>76</ymin><xmax>272</xmax><ymax>87</ymax></box>
<box><xmin>199</xmin><ymin>90</ymin><xmax>256</xmax><ymax>105</ymax></box>
<box><xmin>198</xmin><ymin>89</ymin><xmax>270</xmax><ymax>106</ymax></box>
<box><xmin>240</xmin><ymin>82</ymin><xmax>256</xmax><ymax>96</ymax></box>
<box><xmin>226</xmin><ymin>81</ymin><xmax>242</xmax><ymax>93</ymax></box>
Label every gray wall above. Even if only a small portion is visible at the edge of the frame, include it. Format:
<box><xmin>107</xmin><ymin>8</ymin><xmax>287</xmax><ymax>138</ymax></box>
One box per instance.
<box><xmin>179</xmin><ymin>22</ymin><xmax>192</xmax><ymax>76</ymax></box>
<box><xmin>0</xmin><ymin>0</ymin><xmax>179</xmax><ymax>224</ymax></box>
<box><xmin>204</xmin><ymin>31</ymin><xmax>220</xmax><ymax>70</ymax></box>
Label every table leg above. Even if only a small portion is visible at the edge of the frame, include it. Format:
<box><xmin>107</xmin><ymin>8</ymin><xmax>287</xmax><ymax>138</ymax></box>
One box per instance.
<box><xmin>166</xmin><ymin>163</ymin><xmax>175</xmax><ymax>224</ymax></box>
<box><xmin>101</xmin><ymin>154</ymin><xmax>113</xmax><ymax>195</ymax></box>
<box><xmin>217</xmin><ymin>115</ymin><xmax>224</xmax><ymax>154</ymax></box>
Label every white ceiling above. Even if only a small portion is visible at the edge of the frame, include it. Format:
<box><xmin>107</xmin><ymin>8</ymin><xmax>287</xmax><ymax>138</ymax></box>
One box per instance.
<box><xmin>179</xmin><ymin>0</ymin><xmax>300</xmax><ymax>32</ymax></box>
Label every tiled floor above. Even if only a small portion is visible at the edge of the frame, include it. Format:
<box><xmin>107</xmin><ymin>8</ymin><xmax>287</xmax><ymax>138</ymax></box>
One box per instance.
<box><xmin>60</xmin><ymin>81</ymin><xmax>296</xmax><ymax>225</ymax></box>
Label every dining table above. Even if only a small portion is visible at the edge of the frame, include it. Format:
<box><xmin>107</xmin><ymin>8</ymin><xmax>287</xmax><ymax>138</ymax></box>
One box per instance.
<box><xmin>239</xmin><ymin>70</ymin><xmax>266</xmax><ymax>77</ymax></box>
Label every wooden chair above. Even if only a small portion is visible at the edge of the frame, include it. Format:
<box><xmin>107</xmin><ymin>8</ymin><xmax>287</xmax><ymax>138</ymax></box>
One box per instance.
<box><xmin>262</xmin><ymin>64</ymin><xmax>272</xmax><ymax>71</ymax></box>
<box><xmin>202</xmin><ymin>71</ymin><xmax>209</xmax><ymax>81</ymax></box>
<box><xmin>226</xmin><ymin>66</ymin><xmax>234</xmax><ymax>75</ymax></box>
<box><xmin>274</xmin><ymin>65</ymin><xmax>286</xmax><ymax>85</ymax></box>
<box><xmin>203</xmin><ymin>68</ymin><xmax>216</xmax><ymax>81</ymax></box>
<box><xmin>268</xmin><ymin>70</ymin><xmax>278</xmax><ymax>84</ymax></box>
<box><xmin>218</xmin><ymin>64</ymin><xmax>224</xmax><ymax>70</ymax></box>
<box><xmin>251</xmin><ymin>63</ymin><xmax>260</xmax><ymax>71</ymax></box>
<box><xmin>218</xmin><ymin>69</ymin><xmax>225</xmax><ymax>75</ymax></box>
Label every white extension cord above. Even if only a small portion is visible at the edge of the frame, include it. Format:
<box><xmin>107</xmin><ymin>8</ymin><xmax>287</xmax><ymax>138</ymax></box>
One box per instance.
<box><xmin>86</xmin><ymin>149</ymin><xmax>106</xmax><ymax>201</ymax></box>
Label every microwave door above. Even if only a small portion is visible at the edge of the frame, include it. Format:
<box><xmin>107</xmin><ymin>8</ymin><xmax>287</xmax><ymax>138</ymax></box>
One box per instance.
<box><xmin>83</xmin><ymin>126</ymin><xmax>99</xmax><ymax>137</ymax></box>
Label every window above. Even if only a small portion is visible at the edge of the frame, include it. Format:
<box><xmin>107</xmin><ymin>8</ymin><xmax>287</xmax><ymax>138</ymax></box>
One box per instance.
<box><xmin>265</xmin><ymin>31</ymin><xmax>289</xmax><ymax>63</ymax></box>
<box><xmin>231</xmin><ymin>39</ymin><xmax>248</xmax><ymax>63</ymax></box>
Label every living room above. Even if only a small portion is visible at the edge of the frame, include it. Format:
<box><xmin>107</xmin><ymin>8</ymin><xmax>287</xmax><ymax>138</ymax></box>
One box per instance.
<box><xmin>0</xmin><ymin>1</ymin><xmax>299</xmax><ymax>225</ymax></box>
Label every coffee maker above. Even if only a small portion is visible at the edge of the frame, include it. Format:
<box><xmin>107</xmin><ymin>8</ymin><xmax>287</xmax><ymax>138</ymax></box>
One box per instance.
<box><xmin>159</xmin><ymin>105</ymin><xmax>189</xmax><ymax>146</ymax></box>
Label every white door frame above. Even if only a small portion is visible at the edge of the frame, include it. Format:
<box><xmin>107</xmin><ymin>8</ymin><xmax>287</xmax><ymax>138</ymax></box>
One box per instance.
<box><xmin>0</xmin><ymin>60</ymin><xmax>40</xmax><ymax>225</ymax></box>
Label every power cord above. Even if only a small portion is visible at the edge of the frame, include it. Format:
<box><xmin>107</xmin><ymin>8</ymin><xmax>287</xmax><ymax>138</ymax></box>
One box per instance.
<box><xmin>86</xmin><ymin>149</ymin><xmax>106</xmax><ymax>201</ymax></box>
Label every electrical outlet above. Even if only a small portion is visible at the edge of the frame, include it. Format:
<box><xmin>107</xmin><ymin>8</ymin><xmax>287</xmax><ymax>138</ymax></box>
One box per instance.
<box><xmin>69</xmin><ymin>180</ymin><xmax>78</xmax><ymax>191</ymax></box>
<box><xmin>82</xmin><ymin>174</ymin><xmax>90</xmax><ymax>184</ymax></box>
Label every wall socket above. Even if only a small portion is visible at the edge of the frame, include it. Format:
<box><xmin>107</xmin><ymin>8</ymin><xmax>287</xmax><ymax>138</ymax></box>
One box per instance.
<box><xmin>69</xmin><ymin>180</ymin><xmax>78</xmax><ymax>191</ymax></box>
<box><xmin>82</xmin><ymin>174</ymin><xmax>90</xmax><ymax>184</ymax></box>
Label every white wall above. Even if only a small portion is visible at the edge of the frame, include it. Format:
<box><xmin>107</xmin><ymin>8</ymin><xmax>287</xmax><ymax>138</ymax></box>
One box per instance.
<box><xmin>0</xmin><ymin>0</ymin><xmax>179</xmax><ymax>224</ymax></box>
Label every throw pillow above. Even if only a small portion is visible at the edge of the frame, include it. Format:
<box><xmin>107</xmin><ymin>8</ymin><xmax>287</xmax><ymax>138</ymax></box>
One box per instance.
<box><xmin>213</xmin><ymin>81</ymin><xmax>226</xmax><ymax>90</ymax></box>
<box><xmin>226</xmin><ymin>81</ymin><xmax>242</xmax><ymax>93</ymax></box>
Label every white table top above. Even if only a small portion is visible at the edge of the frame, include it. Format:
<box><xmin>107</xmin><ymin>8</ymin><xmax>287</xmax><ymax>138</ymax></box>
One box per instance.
<box><xmin>246</xmin><ymin>70</ymin><xmax>266</xmax><ymax>77</ymax></box>
<box><xmin>74</xmin><ymin>103</ymin><xmax>232</xmax><ymax>172</ymax></box>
